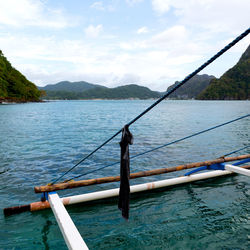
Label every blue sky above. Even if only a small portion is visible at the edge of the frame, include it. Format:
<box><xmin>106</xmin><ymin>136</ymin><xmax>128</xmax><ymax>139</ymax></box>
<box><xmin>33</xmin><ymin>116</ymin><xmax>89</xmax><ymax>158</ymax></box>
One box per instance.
<box><xmin>0</xmin><ymin>0</ymin><xmax>249</xmax><ymax>91</ymax></box>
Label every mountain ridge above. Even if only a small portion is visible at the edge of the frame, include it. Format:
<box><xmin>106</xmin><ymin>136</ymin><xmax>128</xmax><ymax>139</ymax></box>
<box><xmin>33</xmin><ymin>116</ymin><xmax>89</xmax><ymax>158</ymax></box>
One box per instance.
<box><xmin>166</xmin><ymin>74</ymin><xmax>215</xmax><ymax>99</ymax></box>
<box><xmin>42</xmin><ymin>83</ymin><xmax>162</xmax><ymax>100</ymax></box>
<box><xmin>39</xmin><ymin>81</ymin><xmax>105</xmax><ymax>92</ymax></box>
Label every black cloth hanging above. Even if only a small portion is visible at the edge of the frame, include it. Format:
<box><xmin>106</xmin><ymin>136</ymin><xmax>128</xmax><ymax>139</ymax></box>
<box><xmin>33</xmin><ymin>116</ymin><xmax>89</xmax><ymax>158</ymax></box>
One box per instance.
<box><xmin>118</xmin><ymin>125</ymin><xmax>133</xmax><ymax>219</ymax></box>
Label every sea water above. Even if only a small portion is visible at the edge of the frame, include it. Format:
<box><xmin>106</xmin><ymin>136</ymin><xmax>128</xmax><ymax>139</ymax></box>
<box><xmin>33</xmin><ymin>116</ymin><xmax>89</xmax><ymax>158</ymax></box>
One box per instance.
<box><xmin>0</xmin><ymin>100</ymin><xmax>249</xmax><ymax>249</ymax></box>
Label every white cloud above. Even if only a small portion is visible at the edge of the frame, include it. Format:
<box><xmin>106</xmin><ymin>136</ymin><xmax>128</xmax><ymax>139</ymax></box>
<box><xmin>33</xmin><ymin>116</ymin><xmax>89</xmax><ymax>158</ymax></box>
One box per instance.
<box><xmin>152</xmin><ymin>0</ymin><xmax>250</xmax><ymax>33</ymax></box>
<box><xmin>150</xmin><ymin>25</ymin><xmax>188</xmax><ymax>48</ymax></box>
<box><xmin>152</xmin><ymin>0</ymin><xmax>171</xmax><ymax>15</ymax></box>
<box><xmin>120</xmin><ymin>25</ymin><xmax>201</xmax><ymax>57</ymax></box>
<box><xmin>1</xmin><ymin>0</ymin><xmax>249</xmax><ymax>91</ymax></box>
<box><xmin>2</xmin><ymin>20</ymin><xmax>246</xmax><ymax>91</ymax></box>
<box><xmin>126</xmin><ymin>0</ymin><xmax>144</xmax><ymax>6</ymax></box>
<box><xmin>85</xmin><ymin>24</ymin><xmax>103</xmax><ymax>38</ymax></box>
<box><xmin>0</xmin><ymin>0</ymin><xmax>71</xmax><ymax>28</ymax></box>
<box><xmin>90</xmin><ymin>1</ymin><xmax>105</xmax><ymax>11</ymax></box>
<box><xmin>90</xmin><ymin>1</ymin><xmax>116</xmax><ymax>12</ymax></box>
<box><xmin>114</xmin><ymin>73</ymin><xmax>141</xmax><ymax>85</ymax></box>
<box><xmin>137</xmin><ymin>26</ymin><xmax>149</xmax><ymax>34</ymax></box>
<box><xmin>119</xmin><ymin>40</ymin><xmax>147</xmax><ymax>50</ymax></box>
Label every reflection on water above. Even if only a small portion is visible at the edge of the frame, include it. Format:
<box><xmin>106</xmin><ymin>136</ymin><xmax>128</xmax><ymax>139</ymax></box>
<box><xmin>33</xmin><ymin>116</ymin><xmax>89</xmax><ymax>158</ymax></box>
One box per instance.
<box><xmin>41</xmin><ymin>218</ymin><xmax>53</xmax><ymax>250</ymax></box>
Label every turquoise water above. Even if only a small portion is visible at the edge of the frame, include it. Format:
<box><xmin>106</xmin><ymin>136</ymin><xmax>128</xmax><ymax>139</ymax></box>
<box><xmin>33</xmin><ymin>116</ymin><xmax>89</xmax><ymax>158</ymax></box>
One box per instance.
<box><xmin>0</xmin><ymin>100</ymin><xmax>249</xmax><ymax>249</ymax></box>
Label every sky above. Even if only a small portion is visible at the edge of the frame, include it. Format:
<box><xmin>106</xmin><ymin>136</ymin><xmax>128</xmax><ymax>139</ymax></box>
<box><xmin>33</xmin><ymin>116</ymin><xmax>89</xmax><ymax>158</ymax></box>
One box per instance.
<box><xmin>0</xmin><ymin>0</ymin><xmax>249</xmax><ymax>91</ymax></box>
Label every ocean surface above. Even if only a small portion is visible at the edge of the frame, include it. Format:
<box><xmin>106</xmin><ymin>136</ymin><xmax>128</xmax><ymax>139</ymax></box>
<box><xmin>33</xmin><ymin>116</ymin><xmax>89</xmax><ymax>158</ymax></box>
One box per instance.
<box><xmin>0</xmin><ymin>100</ymin><xmax>249</xmax><ymax>249</ymax></box>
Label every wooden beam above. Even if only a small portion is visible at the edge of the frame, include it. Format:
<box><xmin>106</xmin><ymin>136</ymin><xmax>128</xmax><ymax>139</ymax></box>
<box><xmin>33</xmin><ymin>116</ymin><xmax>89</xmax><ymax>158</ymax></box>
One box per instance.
<box><xmin>48</xmin><ymin>192</ymin><xmax>88</xmax><ymax>250</ymax></box>
<box><xmin>225</xmin><ymin>164</ymin><xmax>250</xmax><ymax>176</ymax></box>
<box><xmin>34</xmin><ymin>154</ymin><xmax>250</xmax><ymax>193</ymax></box>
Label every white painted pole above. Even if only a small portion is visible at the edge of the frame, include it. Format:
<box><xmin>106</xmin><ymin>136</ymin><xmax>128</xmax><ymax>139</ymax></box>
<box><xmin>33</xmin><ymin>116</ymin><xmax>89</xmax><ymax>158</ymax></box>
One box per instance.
<box><xmin>225</xmin><ymin>164</ymin><xmax>250</xmax><ymax>176</ymax></box>
<box><xmin>61</xmin><ymin>169</ymin><xmax>234</xmax><ymax>206</ymax></box>
<box><xmin>48</xmin><ymin>193</ymin><xmax>89</xmax><ymax>250</ymax></box>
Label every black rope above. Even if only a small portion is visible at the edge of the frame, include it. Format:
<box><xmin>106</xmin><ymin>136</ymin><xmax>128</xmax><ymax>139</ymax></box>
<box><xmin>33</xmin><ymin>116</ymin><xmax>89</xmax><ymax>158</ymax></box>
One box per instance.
<box><xmin>66</xmin><ymin>114</ymin><xmax>249</xmax><ymax>181</ymax></box>
<box><xmin>52</xmin><ymin>27</ymin><xmax>250</xmax><ymax>184</ymax></box>
<box><xmin>126</xmin><ymin>28</ymin><xmax>250</xmax><ymax>127</ymax></box>
<box><xmin>220</xmin><ymin>144</ymin><xmax>250</xmax><ymax>157</ymax></box>
<box><xmin>51</xmin><ymin>129</ymin><xmax>122</xmax><ymax>184</ymax></box>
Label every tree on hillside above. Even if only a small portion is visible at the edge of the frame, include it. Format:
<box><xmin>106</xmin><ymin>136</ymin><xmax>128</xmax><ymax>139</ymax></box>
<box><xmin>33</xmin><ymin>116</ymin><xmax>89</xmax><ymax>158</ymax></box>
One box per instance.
<box><xmin>0</xmin><ymin>50</ymin><xmax>42</xmax><ymax>101</ymax></box>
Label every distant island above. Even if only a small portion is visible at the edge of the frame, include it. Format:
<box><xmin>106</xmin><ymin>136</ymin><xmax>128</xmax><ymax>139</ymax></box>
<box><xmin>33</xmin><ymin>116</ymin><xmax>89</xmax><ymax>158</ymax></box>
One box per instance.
<box><xmin>40</xmin><ymin>75</ymin><xmax>215</xmax><ymax>100</ymax></box>
<box><xmin>0</xmin><ymin>50</ymin><xmax>42</xmax><ymax>103</ymax></box>
<box><xmin>1</xmin><ymin>44</ymin><xmax>249</xmax><ymax>102</ymax></box>
<box><xmin>39</xmin><ymin>82</ymin><xmax>162</xmax><ymax>100</ymax></box>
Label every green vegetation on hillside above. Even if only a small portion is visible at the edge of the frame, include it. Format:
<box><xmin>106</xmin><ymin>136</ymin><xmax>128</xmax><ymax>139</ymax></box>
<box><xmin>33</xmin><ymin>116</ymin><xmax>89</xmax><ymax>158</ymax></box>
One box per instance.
<box><xmin>40</xmin><ymin>81</ymin><xmax>103</xmax><ymax>92</ymax></box>
<box><xmin>197</xmin><ymin>45</ymin><xmax>250</xmax><ymax>100</ymax></box>
<box><xmin>42</xmin><ymin>84</ymin><xmax>161</xmax><ymax>100</ymax></box>
<box><xmin>167</xmin><ymin>74</ymin><xmax>215</xmax><ymax>99</ymax></box>
<box><xmin>0</xmin><ymin>50</ymin><xmax>41</xmax><ymax>102</ymax></box>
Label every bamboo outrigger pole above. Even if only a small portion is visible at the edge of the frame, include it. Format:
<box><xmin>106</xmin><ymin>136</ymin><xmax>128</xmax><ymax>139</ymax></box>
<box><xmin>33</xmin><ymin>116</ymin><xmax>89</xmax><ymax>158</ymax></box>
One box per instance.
<box><xmin>34</xmin><ymin>154</ymin><xmax>250</xmax><ymax>193</ymax></box>
<box><xmin>4</xmin><ymin>164</ymin><xmax>250</xmax><ymax>216</ymax></box>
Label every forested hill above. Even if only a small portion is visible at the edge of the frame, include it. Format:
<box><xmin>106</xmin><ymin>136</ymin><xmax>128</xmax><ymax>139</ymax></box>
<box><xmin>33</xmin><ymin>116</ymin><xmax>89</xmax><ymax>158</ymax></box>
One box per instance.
<box><xmin>41</xmin><ymin>83</ymin><xmax>161</xmax><ymax>100</ymax></box>
<box><xmin>0</xmin><ymin>50</ymin><xmax>41</xmax><ymax>102</ymax></box>
<box><xmin>166</xmin><ymin>74</ymin><xmax>215</xmax><ymax>99</ymax></box>
<box><xmin>197</xmin><ymin>44</ymin><xmax>250</xmax><ymax>100</ymax></box>
<box><xmin>39</xmin><ymin>81</ymin><xmax>103</xmax><ymax>92</ymax></box>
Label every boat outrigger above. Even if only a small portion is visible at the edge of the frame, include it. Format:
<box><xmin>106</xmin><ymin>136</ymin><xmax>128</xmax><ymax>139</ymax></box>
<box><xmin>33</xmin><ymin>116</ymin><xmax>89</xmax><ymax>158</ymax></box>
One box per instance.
<box><xmin>4</xmin><ymin>154</ymin><xmax>250</xmax><ymax>216</ymax></box>
<box><xmin>3</xmin><ymin>154</ymin><xmax>250</xmax><ymax>249</ymax></box>
<box><xmin>3</xmin><ymin>28</ymin><xmax>250</xmax><ymax>250</ymax></box>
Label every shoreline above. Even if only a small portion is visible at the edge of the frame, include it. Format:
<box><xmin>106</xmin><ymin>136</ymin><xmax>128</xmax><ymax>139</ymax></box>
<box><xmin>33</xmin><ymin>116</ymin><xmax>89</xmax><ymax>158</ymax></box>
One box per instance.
<box><xmin>1</xmin><ymin>97</ymin><xmax>248</xmax><ymax>104</ymax></box>
<box><xmin>41</xmin><ymin>98</ymin><xmax>249</xmax><ymax>101</ymax></box>
<box><xmin>0</xmin><ymin>97</ymin><xmax>44</xmax><ymax>104</ymax></box>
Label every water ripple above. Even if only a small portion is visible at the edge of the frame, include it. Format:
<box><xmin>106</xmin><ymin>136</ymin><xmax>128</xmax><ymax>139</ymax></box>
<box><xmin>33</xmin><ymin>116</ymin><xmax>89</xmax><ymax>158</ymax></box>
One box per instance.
<box><xmin>0</xmin><ymin>100</ymin><xmax>249</xmax><ymax>249</ymax></box>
